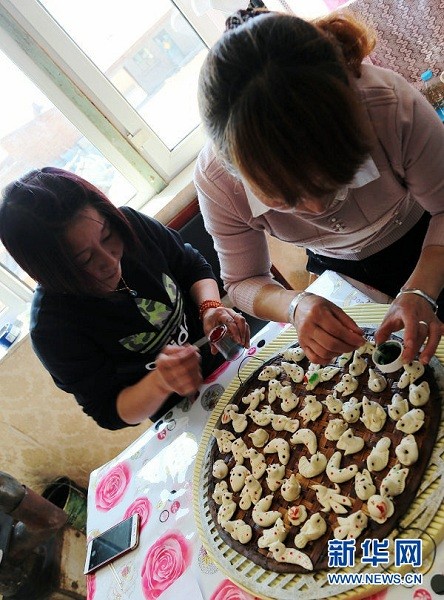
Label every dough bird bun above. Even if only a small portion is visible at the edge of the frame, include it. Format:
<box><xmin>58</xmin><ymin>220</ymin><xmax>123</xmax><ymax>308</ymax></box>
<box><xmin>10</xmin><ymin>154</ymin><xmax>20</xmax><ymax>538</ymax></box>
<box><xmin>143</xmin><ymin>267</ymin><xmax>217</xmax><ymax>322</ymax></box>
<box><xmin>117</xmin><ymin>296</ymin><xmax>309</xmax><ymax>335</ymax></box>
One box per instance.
<box><xmin>207</xmin><ymin>328</ymin><xmax>441</xmax><ymax>573</ymax></box>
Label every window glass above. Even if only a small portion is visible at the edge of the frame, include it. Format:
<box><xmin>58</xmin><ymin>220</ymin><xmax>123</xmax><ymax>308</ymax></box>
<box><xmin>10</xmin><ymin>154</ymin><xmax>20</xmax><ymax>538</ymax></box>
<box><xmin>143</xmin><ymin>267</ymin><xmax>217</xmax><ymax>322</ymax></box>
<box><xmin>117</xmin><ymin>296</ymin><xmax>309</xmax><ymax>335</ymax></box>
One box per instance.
<box><xmin>0</xmin><ymin>278</ymin><xmax>28</xmax><ymax>348</ymax></box>
<box><xmin>0</xmin><ymin>49</ymin><xmax>135</xmax><ymax>288</ymax></box>
<box><xmin>0</xmin><ymin>245</ymin><xmax>34</xmax><ymax>290</ymax></box>
<box><xmin>39</xmin><ymin>0</ymin><xmax>207</xmax><ymax>149</ymax></box>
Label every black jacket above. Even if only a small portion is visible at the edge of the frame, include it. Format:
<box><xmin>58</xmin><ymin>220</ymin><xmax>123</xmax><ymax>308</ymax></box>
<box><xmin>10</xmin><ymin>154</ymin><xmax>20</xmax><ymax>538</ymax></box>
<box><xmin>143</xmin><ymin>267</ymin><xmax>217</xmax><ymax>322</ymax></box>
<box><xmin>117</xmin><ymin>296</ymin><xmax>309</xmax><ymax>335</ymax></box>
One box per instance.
<box><xmin>30</xmin><ymin>207</ymin><xmax>218</xmax><ymax>429</ymax></box>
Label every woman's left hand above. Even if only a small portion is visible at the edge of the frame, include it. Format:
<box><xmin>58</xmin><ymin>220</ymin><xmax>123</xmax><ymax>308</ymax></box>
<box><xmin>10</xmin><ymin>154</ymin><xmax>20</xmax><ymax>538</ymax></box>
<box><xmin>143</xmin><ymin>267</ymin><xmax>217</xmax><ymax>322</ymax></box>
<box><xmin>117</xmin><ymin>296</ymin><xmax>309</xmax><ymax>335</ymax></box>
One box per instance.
<box><xmin>375</xmin><ymin>294</ymin><xmax>443</xmax><ymax>364</ymax></box>
<box><xmin>202</xmin><ymin>306</ymin><xmax>250</xmax><ymax>354</ymax></box>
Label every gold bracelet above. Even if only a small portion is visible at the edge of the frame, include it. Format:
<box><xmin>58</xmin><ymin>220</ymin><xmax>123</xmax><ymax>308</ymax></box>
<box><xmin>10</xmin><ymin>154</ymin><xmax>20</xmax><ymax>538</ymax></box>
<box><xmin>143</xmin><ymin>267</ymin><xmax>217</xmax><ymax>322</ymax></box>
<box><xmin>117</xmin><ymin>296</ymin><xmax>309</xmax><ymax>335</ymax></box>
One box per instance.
<box><xmin>198</xmin><ymin>299</ymin><xmax>224</xmax><ymax>320</ymax></box>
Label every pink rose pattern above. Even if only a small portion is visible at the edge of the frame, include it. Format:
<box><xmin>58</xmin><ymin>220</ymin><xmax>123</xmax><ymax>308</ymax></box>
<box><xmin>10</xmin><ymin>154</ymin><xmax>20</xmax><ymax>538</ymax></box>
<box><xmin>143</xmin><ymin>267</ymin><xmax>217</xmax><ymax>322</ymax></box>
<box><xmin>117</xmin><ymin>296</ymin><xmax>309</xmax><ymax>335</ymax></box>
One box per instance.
<box><xmin>123</xmin><ymin>496</ymin><xmax>152</xmax><ymax>531</ymax></box>
<box><xmin>141</xmin><ymin>531</ymin><xmax>191</xmax><ymax>599</ymax></box>
<box><xmin>413</xmin><ymin>591</ymin><xmax>432</xmax><ymax>600</ymax></box>
<box><xmin>95</xmin><ymin>461</ymin><xmax>131</xmax><ymax>511</ymax></box>
<box><xmin>204</xmin><ymin>361</ymin><xmax>230</xmax><ymax>383</ymax></box>
<box><xmin>86</xmin><ymin>573</ymin><xmax>96</xmax><ymax>599</ymax></box>
<box><xmin>157</xmin><ymin>428</ymin><xmax>167</xmax><ymax>441</ymax></box>
<box><xmin>210</xmin><ymin>579</ymin><xmax>258</xmax><ymax>600</ymax></box>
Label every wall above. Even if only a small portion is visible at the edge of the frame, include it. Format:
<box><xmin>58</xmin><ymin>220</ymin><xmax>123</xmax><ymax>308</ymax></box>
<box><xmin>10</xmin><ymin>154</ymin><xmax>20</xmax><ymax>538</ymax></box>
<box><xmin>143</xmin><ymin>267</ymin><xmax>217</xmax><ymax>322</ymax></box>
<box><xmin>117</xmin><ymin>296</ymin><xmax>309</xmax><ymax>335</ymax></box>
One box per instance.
<box><xmin>1</xmin><ymin>338</ymin><xmax>150</xmax><ymax>494</ymax></box>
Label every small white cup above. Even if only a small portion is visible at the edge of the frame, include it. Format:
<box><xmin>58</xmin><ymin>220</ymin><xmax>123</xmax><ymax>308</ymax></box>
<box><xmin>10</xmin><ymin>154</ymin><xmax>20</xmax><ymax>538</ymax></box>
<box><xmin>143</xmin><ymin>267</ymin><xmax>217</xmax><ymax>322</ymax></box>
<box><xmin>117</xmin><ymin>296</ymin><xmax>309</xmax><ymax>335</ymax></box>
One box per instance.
<box><xmin>208</xmin><ymin>324</ymin><xmax>245</xmax><ymax>361</ymax></box>
<box><xmin>372</xmin><ymin>340</ymin><xmax>404</xmax><ymax>373</ymax></box>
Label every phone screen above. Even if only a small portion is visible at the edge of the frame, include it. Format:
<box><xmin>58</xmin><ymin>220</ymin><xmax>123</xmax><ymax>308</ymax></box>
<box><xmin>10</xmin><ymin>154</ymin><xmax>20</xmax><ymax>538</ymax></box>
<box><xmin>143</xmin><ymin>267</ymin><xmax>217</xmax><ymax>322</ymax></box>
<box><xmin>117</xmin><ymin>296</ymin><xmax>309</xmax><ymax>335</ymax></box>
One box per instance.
<box><xmin>84</xmin><ymin>514</ymin><xmax>139</xmax><ymax>574</ymax></box>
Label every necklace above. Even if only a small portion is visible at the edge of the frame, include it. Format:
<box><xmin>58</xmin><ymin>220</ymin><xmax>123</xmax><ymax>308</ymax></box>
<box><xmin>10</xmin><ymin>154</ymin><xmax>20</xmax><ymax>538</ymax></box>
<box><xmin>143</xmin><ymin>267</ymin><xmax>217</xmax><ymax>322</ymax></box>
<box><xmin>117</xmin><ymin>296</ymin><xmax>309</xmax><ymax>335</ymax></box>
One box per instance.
<box><xmin>115</xmin><ymin>276</ymin><xmax>137</xmax><ymax>297</ymax></box>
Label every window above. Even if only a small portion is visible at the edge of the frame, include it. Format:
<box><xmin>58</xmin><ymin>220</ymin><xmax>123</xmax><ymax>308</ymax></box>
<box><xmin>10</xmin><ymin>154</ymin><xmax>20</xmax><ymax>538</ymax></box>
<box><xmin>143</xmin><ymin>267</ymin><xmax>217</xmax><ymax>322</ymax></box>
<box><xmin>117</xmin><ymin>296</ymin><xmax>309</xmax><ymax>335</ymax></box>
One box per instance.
<box><xmin>0</xmin><ymin>273</ymin><xmax>30</xmax><ymax>332</ymax></box>
<box><xmin>0</xmin><ymin>49</ymin><xmax>135</xmax><ymax>207</ymax></box>
<box><xmin>0</xmin><ymin>0</ymin><xmax>228</xmax><ymax>328</ymax></box>
<box><xmin>1</xmin><ymin>0</ymin><xmax>227</xmax><ymax>181</ymax></box>
<box><xmin>0</xmin><ymin>0</ymin><xmax>328</xmax><ymax>330</ymax></box>
<box><xmin>39</xmin><ymin>1</ymin><xmax>208</xmax><ymax>150</ymax></box>
<box><xmin>0</xmin><ymin>47</ymin><xmax>139</xmax><ymax>325</ymax></box>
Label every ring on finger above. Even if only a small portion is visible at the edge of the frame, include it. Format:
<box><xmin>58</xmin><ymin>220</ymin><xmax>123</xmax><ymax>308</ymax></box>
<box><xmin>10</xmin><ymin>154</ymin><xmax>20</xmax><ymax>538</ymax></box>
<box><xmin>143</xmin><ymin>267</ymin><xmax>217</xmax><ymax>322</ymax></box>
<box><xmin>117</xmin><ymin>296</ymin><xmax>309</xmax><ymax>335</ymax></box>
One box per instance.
<box><xmin>418</xmin><ymin>320</ymin><xmax>428</xmax><ymax>330</ymax></box>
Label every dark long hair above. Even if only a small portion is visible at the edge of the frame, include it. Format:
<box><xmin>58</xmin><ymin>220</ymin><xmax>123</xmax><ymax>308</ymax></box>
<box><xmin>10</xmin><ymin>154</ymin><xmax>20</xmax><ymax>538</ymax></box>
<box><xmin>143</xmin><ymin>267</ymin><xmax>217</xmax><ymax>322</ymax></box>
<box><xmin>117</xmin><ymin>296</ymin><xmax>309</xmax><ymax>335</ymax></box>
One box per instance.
<box><xmin>198</xmin><ymin>11</ymin><xmax>375</xmax><ymax>205</ymax></box>
<box><xmin>0</xmin><ymin>167</ymin><xmax>137</xmax><ymax>295</ymax></box>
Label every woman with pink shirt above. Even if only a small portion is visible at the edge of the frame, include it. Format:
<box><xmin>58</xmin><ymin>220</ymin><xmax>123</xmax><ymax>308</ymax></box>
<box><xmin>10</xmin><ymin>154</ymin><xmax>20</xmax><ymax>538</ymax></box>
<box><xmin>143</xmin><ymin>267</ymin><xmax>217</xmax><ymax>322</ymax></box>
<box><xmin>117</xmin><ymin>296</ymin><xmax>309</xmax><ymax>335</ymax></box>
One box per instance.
<box><xmin>195</xmin><ymin>9</ymin><xmax>444</xmax><ymax>366</ymax></box>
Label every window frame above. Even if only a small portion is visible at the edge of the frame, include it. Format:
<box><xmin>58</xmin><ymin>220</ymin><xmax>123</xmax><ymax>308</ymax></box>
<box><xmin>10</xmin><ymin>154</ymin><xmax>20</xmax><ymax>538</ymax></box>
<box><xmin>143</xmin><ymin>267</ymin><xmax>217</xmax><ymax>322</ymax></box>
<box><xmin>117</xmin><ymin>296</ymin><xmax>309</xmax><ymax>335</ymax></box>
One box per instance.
<box><xmin>0</xmin><ymin>3</ymin><xmax>161</xmax><ymax>206</ymax></box>
<box><xmin>1</xmin><ymin>0</ymin><xmax>219</xmax><ymax>181</ymax></box>
<box><xmin>0</xmin><ymin>268</ymin><xmax>32</xmax><ymax>329</ymax></box>
<box><xmin>0</xmin><ymin>0</ymin><xmax>226</xmax><ymax>329</ymax></box>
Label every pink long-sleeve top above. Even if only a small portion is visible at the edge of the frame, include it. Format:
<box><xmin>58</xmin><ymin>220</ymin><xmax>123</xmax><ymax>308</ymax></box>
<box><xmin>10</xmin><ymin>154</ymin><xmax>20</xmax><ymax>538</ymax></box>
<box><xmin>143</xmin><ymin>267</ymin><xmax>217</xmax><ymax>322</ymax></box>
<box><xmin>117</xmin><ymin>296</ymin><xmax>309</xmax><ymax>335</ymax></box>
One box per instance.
<box><xmin>194</xmin><ymin>64</ymin><xmax>444</xmax><ymax>316</ymax></box>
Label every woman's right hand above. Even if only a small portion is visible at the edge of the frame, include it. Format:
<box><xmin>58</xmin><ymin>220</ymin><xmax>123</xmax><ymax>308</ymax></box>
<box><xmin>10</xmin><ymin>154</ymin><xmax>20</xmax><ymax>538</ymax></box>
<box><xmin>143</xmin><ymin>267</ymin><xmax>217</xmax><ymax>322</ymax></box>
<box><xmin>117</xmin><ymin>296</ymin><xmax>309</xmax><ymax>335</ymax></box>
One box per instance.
<box><xmin>117</xmin><ymin>344</ymin><xmax>203</xmax><ymax>425</ymax></box>
<box><xmin>154</xmin><ymin>344</ymin><xmax>203</xmax><ymax>396</ymax></box>
<box><xmin>293</xmin><ymin>294</ymin><xmax>365</xmax><ymax>364</ymax></box>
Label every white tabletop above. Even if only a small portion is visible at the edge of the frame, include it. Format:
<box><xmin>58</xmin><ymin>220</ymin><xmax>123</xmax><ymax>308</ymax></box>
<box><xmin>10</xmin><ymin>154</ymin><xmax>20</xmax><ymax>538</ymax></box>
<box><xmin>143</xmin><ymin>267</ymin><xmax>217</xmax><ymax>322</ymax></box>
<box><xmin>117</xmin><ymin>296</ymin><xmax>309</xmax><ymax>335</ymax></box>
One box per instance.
<box><xmin>86</xmin><ymin>281</ymin><xmax>444</xmax><ymax>600</ymax></box>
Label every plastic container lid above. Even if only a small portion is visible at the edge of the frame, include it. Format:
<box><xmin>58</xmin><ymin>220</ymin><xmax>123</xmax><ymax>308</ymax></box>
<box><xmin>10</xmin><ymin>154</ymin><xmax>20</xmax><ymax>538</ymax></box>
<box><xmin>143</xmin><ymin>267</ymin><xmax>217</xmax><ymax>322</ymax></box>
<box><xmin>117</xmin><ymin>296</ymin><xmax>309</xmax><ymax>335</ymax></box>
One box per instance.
<box><xmin>420</xmin><ymin>69</ymin><xmax>433</xmax><ymax>82</ymax></box>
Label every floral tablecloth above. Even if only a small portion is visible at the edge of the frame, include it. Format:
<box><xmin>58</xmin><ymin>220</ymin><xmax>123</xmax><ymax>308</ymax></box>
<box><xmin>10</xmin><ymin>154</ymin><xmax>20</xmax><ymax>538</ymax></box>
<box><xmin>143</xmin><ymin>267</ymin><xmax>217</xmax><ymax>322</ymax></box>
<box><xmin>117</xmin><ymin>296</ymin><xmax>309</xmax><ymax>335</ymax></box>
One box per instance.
<box><xmin>87</xmin><ymin>316</ymin><xmax>444</xmax><ymax>600</ymax></box>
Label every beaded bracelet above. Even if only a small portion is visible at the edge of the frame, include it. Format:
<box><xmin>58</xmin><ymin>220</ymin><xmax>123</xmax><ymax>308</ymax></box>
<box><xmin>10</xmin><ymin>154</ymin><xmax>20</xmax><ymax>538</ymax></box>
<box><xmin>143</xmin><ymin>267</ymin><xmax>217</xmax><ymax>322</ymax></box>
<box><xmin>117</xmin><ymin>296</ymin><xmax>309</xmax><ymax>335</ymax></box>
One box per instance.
<box><xmin>199</xmin><ymin>299</ymin><xmax>224</xmax><ymax>320</ymax></box>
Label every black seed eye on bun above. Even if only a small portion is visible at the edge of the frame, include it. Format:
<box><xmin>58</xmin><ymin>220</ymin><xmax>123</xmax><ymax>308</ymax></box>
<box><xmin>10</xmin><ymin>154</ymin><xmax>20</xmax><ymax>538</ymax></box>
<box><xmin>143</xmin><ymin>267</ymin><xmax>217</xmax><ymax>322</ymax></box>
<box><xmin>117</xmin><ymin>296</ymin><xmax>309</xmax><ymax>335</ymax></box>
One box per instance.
<box><xmin>204</xmin><ymin>329</ymin><xmax>441</xmax><ymax>574</ymax></box>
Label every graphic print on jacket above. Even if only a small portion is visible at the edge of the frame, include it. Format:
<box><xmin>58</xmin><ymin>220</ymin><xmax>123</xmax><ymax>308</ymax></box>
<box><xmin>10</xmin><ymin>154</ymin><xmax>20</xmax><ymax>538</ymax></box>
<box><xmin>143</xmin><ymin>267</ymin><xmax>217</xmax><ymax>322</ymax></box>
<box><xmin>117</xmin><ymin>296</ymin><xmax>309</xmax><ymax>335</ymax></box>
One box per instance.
<box><xmin>118</xmin><ymin>274</ymin><xmax>187</xmax><ymax>360</ymax></box>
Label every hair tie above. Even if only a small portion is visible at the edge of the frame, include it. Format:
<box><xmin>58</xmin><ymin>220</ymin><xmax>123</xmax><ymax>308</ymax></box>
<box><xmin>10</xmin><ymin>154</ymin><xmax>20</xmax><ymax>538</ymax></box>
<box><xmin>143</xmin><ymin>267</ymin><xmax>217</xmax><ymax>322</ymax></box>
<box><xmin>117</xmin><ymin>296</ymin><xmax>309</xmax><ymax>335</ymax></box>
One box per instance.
<box><xmin>225</xmin><ymin>5</ymin><xmax>268</xmax><ymax>32</ymax></box>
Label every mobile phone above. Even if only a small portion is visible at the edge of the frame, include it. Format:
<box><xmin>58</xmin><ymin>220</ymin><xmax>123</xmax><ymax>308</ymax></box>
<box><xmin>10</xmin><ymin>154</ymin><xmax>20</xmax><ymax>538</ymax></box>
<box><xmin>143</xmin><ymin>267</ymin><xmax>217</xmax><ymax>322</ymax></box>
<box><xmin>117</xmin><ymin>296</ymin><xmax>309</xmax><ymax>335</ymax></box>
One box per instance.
<box><xmin>84</xmin><ymin>514</ymin><xmax>139</xmax><ymax>575</ymax></box>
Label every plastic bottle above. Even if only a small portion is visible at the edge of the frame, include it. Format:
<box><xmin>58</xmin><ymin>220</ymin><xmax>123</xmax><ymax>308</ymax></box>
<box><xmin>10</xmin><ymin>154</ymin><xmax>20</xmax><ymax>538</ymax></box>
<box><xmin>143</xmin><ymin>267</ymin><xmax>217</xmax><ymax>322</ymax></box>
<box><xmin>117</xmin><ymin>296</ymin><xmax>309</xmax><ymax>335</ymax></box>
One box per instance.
<box><xmin>420</xmin><ymin>69</ymin><xmax>444</xmax><ymax>122</ymax></box>
<box><xmin>0</xmin><ymin>319</ymin><xmax>22</xmax><ymax>349</ymax></box>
